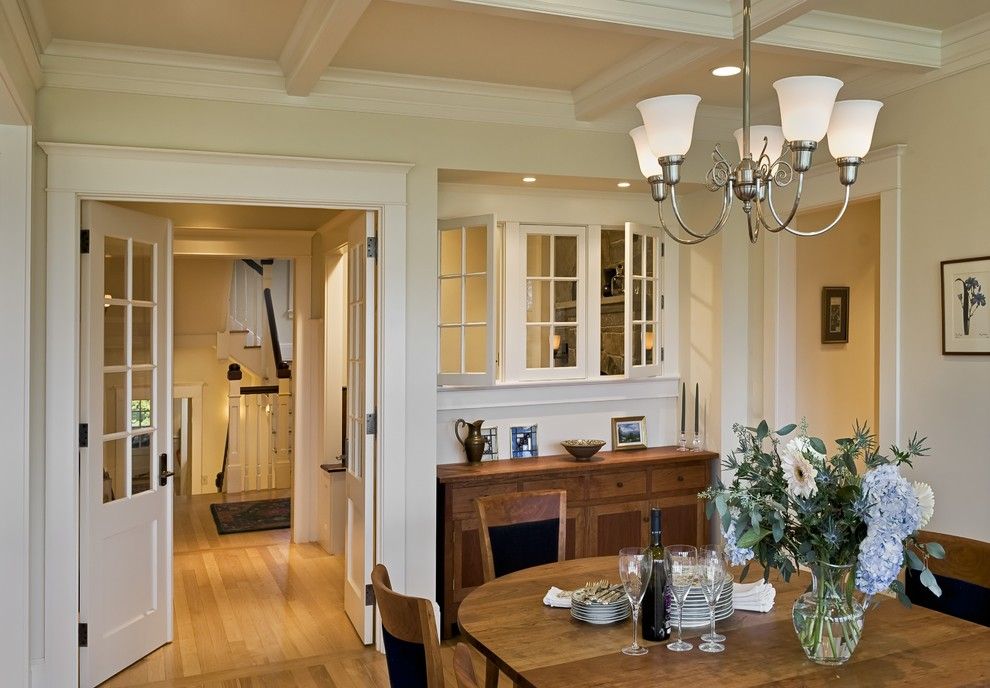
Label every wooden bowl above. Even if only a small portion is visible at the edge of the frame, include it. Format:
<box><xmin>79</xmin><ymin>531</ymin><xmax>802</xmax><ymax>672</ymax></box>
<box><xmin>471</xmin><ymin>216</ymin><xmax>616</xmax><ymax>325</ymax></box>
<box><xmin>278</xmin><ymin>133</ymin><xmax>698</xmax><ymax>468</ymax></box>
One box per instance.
<box><xmin>560</xmin><ymin>439</ymin><xmax>606</xmax><ymax>461</ymax></box>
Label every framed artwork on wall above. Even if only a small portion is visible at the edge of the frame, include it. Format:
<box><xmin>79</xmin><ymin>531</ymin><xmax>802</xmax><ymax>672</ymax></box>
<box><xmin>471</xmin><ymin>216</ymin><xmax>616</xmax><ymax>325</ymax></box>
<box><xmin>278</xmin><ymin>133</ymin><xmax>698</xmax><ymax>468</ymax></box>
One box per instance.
<box><xmin>821</xmin><ymin>286</ymin><xmax>850</xmax><ymax>344</ymax></box>
<box><xmin>481</xmin><ymin>427</ymin><xmax>499</xmax><ymax>460</ymax></box>
<box><xmin>510</xmin><ymin>425</ymin><xmax>538</xmax><ymax>458</ymax></box>
<box><xmin>941</xmin><ymin>256</ymin><xmax>990</xmax><ymax>355</ymax></box>
<box><xmin>611</xmin><ymin>415</ymin><xmax>647</xmax><ymax>451</ymax></box>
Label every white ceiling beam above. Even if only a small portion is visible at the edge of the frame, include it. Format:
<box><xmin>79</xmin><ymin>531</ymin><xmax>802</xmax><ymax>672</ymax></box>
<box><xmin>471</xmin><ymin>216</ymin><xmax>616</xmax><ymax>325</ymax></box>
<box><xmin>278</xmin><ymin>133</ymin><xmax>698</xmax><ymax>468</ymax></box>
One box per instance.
<box><xmin>755</xmin><ymin>11</ymin><xmax>942</xmax><ymax>69</ymax></box>
<box><xmin>279</xmin><ymin>0</ymin><xmax>371</xmax><ymax>97</ymax></box>
<box><xmin>572</xmin><ymin>0</ymin><xmax>818</xmax><ymax>121</ymax></box>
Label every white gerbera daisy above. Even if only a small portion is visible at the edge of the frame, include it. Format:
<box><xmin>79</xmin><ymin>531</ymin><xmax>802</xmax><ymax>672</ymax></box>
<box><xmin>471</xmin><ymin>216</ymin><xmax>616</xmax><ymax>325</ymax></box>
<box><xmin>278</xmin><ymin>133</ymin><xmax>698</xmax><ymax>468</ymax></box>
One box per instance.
<box><xmin>913</xmin><ymin>481</ymin><xmax>935</xmax><ymax>527</ymax></box>
<box><xmin>780</xmin><ymin>438</ymin><xmax>819</xmax><ymax>499</ymax></box>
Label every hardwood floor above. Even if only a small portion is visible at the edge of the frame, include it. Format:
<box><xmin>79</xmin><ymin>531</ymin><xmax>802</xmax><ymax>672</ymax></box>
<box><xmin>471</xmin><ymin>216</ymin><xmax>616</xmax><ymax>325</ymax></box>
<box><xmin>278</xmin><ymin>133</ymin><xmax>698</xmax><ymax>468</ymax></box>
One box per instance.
<box><xmin>100</xmin><ymin>489</ymin><xmax>494</xmax><ymax>688</ymax></box>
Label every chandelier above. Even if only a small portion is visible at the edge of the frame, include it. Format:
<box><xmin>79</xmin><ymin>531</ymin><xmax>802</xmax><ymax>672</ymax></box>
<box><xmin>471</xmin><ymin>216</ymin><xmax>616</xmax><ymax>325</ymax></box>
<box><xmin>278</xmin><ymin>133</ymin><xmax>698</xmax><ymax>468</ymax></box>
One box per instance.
<box><xmin>629</xmin><ymin>0</ymin><xmax>882</xmax><ymax>245</ymax></box>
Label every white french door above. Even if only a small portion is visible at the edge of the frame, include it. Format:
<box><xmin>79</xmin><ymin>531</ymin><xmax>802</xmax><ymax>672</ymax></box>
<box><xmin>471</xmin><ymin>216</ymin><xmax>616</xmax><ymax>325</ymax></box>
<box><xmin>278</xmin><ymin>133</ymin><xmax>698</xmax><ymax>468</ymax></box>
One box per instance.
<box><xmin>624</xmin><ymin>222</ymin><xmax>664</xmax><ymax>378</ymax></box>
<box><xmin>343</xmin><ymin>211</ymin><xmax>377</xmax><ymax>643</ymax></box>
<box><xmin>79</xmin><ymin>201</ymin><xmax>172</xmax><ymax>687</ymax></box>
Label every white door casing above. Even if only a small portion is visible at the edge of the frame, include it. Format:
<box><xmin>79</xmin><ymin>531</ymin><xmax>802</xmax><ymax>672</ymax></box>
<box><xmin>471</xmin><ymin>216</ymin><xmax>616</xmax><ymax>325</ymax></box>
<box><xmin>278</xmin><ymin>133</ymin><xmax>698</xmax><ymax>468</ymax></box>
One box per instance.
<box><xmin>79</xmin><ymin>201</ymin><xmax>173</xmax><ymax>687</ymax></box>
<box><xmin>344</xmin><ymin>211</ymin><xmax>377</xmax><ymax>643</ymax></box>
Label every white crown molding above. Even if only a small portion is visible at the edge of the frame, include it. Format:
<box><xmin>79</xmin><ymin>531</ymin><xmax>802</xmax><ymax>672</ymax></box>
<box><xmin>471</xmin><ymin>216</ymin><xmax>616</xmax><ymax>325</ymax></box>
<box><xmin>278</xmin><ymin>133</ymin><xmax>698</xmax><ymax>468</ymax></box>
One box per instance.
<box><xmin>0</xmin><ymin>0</ymin><xmax>43</xmax><ymax>87</ymax></box>
<box><xmin>756</xmin><ymin>10</ymin><xmax>941</xmax><ymax>68</ymax></box>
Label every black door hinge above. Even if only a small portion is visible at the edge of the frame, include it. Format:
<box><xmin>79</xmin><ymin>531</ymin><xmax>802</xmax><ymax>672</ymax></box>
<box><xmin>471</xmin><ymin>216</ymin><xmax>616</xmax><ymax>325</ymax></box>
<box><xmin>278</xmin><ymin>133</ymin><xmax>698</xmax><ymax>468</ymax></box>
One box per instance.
<box><xmin>80</xmin><ymin>229</ymin><xmax>90</xmax><ymax>255</ymax></box>
<box><xmin>365</xmin><ymin>583</ymin><xmax>376</xmax><ymax>606</ymax></box>
<box><xmin>79</xmin><ymin>423</ymin><xmax>89</xmax><ymax>448</ymax></box>
<box><xmin>661</xmin><ymin>242</ymin><xmax>665</xmax><ymax>258</ymax></box>
<box><xmin>660</xmin><ymin>347</ymin><xmax>665</xmax><ymax>362</ymax></box>
<box><xmin>366</xmin><ymin>412</ymin><xmax>377</xmax><ymax>436</ymax></box>
<box><xmin>661</xmin><ymin>294</ymin><xmax>665</xmax><ymax>310</ymax></box>
<box><xmin>367</xmin><ymin>237</ymin><xmax>378</xmax><ymax>259</ymax></box>
<box><xmin>78</xmin><ymin>623</ymin><xmax>88</xmax><ymax>647</ymax></box>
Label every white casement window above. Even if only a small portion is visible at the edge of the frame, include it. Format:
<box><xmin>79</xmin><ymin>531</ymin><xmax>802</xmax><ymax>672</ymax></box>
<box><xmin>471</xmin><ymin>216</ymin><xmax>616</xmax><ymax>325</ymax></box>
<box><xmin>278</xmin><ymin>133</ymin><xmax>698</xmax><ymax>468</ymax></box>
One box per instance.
<box><xmin>625</xmin><ymin>222</ymin><xmax>663</xmax><ymax>377</ymax></box>
<box><xmin>436</xmin><ymin>219</ymin><xmax>664</xmax><ymax>386</ymax></box>
<box><xmin>504</xmin><ymin>223</ymin><xmax>586</xmax><ymax>380</ymax></box>
<box><xmin>437</xmin><ymin>215</ymin><xmax>497</xmax><ymax>385</ymax></box>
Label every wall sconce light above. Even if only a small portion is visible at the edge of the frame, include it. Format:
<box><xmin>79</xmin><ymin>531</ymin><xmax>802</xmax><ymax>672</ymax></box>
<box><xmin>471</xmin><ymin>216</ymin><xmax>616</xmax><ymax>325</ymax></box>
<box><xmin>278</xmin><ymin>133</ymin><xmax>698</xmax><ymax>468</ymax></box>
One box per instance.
<box><xmin>553</xmin><ymin>334</ymin><xmax>569</xmax><ymax>361</ymax></box>
<box><xmin>645</xmin><ymin>331</ymin><xmax>655</xmax><ymax>351</ymax></box>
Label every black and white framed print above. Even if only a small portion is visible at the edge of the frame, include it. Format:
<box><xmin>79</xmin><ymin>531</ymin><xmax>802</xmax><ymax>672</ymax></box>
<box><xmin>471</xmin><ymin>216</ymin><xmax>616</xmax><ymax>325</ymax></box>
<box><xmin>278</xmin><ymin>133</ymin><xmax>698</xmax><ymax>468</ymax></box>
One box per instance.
<box><xmin>481</xmin><ymin>427</ymin><xmax>499</xmax><ymax>460</ymax></box>
<box><xmin>611</xmin><ymin>416</ymin><xmax>647</xmax><ymax>451</ymax></box>
<box><xmin>942</xmin><ymin>256</ymin><xmax>990</xmax><ymax>355</ymax></box>
<box><xmin>509</xmin><ymin>425</ymin><xmax>538</xmax><ymax>458</ymax></box>
<box><xmin>821</xmin><ymin>286</ymin><xmax>850</xmax><ymax>344</ymax></box>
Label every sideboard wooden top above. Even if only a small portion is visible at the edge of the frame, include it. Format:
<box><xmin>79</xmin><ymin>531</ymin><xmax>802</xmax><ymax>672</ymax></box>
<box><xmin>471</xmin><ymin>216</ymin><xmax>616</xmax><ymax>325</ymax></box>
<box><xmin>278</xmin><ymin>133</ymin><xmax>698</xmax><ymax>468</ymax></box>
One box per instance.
<box><xmin>437</xmin><ymin>446</ymin><xmax>719</xmax><ymax>484</ymax></box>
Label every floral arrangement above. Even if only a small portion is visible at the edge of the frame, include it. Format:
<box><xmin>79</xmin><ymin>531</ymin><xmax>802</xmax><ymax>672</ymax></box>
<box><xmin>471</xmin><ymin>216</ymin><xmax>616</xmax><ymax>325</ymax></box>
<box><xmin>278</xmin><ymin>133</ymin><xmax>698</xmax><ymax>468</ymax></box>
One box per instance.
<box><xmin>701</xmin><ymin>420</ymin><xmax>944</xmax><ymax>604</ymax></box>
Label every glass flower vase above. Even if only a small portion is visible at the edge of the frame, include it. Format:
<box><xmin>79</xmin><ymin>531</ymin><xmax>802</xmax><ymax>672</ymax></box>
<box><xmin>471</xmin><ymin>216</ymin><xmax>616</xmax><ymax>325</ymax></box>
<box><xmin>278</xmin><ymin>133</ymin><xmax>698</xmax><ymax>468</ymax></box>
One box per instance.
<box><xmin>791</xmin><ymin>562</ymin><xmax>865</xmax><ymax>665</ymax></box>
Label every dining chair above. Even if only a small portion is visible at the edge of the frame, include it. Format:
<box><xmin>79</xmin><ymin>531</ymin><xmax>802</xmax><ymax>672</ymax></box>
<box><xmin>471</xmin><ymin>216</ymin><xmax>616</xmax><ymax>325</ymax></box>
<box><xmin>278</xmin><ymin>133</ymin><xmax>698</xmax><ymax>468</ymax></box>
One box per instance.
<box><xmin>906</xmin><ymin>531</ymin><xmax>990</xmax><ymax>627</ymax></box>
<box><xmin>371</xmin><ymin>564</ymin><xmax>445</xmax><ymax>688</ymax></box>
<box><xmin>453</xmin><ymin>643</ymin><xmax>481</xmax><ymax>688</ymax></box>
<box><xmin>475</xmin><ymin>489</ymin><xmax>567</xmax><ymax>583</ymax></box>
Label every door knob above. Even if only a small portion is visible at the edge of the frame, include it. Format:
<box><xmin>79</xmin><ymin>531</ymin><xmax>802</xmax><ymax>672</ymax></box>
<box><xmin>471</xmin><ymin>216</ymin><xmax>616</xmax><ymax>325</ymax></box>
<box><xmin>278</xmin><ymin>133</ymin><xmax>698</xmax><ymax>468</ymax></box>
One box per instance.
<box><xmin>159</xmin><ymin>453</ymin><xmax>175</xmax><ymax>486</ymax></box>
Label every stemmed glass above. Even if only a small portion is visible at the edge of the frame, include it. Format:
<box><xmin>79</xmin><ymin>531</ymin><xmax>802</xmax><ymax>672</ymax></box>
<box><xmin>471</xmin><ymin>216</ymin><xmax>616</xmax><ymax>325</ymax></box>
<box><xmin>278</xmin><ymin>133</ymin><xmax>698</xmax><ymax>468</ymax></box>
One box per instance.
<box><xmin>698</xmin><ymin>545</ymin><xmax>728</xmax><ymax>652</ymax></box>
<box><xmin>664</xmin><ymin>545</ymin><xmax>697</xmax><ymax>652</ymax></box>
<box><xmin>618</xmin><ymin>547</ymin><xmax>653</xmax><ymax>656</ymax></box>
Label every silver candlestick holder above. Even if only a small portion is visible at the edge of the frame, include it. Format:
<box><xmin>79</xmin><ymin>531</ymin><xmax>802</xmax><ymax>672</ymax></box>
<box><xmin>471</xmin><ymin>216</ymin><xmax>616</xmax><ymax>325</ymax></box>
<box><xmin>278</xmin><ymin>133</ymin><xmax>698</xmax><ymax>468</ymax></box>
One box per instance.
<box><xmin>691</xmin><ymin>433</ymin><xmax>704</xmax><ymax>452</ymax></box>
<box><xmin>677</xmin><ymin>432</ymin><xmax>689</xmax><ymax>452</ymax></box>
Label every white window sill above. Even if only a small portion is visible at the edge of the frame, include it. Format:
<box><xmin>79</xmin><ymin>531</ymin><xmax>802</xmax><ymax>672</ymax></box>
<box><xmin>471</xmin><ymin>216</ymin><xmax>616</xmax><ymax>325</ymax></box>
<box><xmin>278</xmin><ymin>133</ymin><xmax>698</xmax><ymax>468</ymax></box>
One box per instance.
<box><xmin>436</xmin><ymin>375</ymin><xmax>681</xmax><ymax>411</ymax></box>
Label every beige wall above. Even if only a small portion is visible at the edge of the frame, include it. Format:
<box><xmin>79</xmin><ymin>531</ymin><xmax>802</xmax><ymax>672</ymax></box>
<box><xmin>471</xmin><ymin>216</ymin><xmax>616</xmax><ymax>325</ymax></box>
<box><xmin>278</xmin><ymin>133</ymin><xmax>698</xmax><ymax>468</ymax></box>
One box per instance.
<box><xmin>869</xmin><ymin>65</ymin><xmax>990</xmax><ymax>542</ymax></box>
<box><xmin>795</xmin><ymin>200</ymin><xmax>880</xmax><ymax>447</ymax></box>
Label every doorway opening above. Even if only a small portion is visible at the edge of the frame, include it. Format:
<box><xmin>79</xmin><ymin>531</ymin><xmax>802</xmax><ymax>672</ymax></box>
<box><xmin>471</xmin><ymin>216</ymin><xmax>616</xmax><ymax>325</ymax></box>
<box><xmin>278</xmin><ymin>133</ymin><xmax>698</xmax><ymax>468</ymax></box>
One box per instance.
<box><xmin>794</xmin><ymin>199</ymin><xmax>882</xmax><ymax>446</ymax></box>
<box><xmin>80</xmin><ymin>199</ymin><xmax>381</xmax><ymax>687</ymax></box>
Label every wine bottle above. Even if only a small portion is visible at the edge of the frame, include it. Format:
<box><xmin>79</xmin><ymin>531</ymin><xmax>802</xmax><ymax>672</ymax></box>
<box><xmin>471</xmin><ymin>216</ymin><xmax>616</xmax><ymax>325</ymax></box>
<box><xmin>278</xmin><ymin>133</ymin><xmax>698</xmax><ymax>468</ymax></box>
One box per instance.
<box><xmin>641</xmin><ymin>506</ymin><xmax>671</xmax><ymax>641</ymax></box>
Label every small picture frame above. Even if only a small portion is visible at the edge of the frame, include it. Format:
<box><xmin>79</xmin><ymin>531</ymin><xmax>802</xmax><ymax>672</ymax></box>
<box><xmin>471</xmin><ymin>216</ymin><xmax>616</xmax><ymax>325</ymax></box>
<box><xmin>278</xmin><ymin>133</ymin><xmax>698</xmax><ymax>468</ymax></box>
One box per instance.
<box><xmin>941</xmin><ymin>256</ymin><xmax>990</xmax><ymax>355</ymax></box>
<box><xmin>481</xmin><ymin>427</ymin><xmax>499</xmax><ymax>460</ymax></box>
<box><xmin>611</xmin><ymin>416</ymin><xmax>647</xmax><ymax>451</ymax></box>
<box><xmin>509</xmin><ymin>425</ymin><xmax>538</xmax><ymax>458</ymax></box>
<box><xmin>821</xmin><ymin>286</ymin><xmax>849</xmax><ymax>344</ymax></box>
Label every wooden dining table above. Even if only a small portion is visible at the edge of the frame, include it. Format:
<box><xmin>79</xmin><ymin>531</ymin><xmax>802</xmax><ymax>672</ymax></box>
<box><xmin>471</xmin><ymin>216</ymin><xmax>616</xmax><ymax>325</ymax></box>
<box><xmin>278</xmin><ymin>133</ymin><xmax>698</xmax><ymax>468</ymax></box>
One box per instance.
<box><xmin>457</xmin><ymin>556</ymin><xmax>990</xmax><ymax>687</ymax></box>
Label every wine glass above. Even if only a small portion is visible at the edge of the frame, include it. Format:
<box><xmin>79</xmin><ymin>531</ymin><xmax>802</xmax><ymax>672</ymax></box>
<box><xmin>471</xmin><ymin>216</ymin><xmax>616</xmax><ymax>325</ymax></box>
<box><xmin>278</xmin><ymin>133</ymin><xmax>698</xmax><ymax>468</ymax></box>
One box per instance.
<box><xmin>698</xmin><ymin>545</ymin><xmax>727</xmax><ymax>652</ymax></box>
<box><xmin>664</xmin><ymin>545</ymin><xmax>697</xmax><ymax>652</ymax></box>
<box><xmin>618</xmin><ymin>547</ymin><xmax>653</xmax><ymax>656</ymax></box>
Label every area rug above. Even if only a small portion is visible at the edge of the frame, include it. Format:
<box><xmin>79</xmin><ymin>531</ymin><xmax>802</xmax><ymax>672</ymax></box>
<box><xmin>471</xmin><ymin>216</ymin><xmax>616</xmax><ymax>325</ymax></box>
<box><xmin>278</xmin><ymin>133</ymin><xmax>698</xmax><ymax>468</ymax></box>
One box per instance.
<box><xmin>210</xmin><ymin>498</ymin><xmax>290</xmax><ymax>535</ymax></box>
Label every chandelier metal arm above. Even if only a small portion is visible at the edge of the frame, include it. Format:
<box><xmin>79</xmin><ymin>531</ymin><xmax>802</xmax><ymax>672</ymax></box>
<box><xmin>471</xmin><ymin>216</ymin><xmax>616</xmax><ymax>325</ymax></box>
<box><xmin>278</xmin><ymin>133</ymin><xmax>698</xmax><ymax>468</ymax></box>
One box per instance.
<box><xmin>668</xmin><ymin>181</ymin><xmax>733</xmax><ymax>239</ymax></box>
<box><xmin>780</xmin><ymin>186</ymin><xmax>851</xmax><ymax>237</ymax></box>
<box><xmin>756</xmin><ymin>172</ymin><xmax>805</xmax><ymax>233</ymax></box>
<box><xmin>759</xmin><ymin>177</ymin><xmax>851</xmax><ymax>236</ymax></box>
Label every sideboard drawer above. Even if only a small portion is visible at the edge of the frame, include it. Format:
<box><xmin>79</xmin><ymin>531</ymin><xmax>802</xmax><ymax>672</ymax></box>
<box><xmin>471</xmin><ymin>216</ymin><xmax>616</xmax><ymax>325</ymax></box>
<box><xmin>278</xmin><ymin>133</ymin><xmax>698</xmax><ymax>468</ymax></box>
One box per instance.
<box><xmin>521</xmin><ymin>476</ymin><xmax>586</xmax><ymax>503</ymax></box>
<box><xmin>651</xmin><ymin>464</ymin><xmax>709</xmax><ymax>493</ymax></box>
<box><xmin>451</xmin><ymin>483</ymin><xmax>518</xmax><ymax>517</ymax></box>
<box><xmin>589</xmin><ymin>470</ymin><xmax>647</xmax><ymax>499</ymax></box>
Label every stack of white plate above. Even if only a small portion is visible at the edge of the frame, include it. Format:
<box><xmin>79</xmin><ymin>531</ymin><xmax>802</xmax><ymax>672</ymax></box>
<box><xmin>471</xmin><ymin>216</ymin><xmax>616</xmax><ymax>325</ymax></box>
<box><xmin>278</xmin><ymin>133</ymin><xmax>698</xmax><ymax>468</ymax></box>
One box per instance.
<box><xmin>570</xmin><ymin>585</ymin><xmax>631</xmax><ymax>625</ymax></box>
<box><xmin>667</xmin><ymin>580</ymin><xmax>734</xmax><ymax>628</ymax></box>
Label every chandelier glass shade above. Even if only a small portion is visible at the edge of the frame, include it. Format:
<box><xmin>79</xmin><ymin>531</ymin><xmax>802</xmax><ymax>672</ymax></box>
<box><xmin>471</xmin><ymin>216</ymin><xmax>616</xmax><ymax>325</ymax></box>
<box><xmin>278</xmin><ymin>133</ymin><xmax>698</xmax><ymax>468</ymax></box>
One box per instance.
<box><xmin>630</xmin><ymin>0</ymin><xmax>883</xmax><ymax>244</ymax></box>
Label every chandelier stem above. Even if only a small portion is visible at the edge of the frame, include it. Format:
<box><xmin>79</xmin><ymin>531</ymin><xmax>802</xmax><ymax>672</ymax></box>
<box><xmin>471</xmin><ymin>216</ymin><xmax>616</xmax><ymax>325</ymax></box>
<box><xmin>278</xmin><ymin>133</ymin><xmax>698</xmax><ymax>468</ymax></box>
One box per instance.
<box><xmin>742</xmin><ymin>0</ymin><xmax>751</xmax><ymax>158</ymax></box>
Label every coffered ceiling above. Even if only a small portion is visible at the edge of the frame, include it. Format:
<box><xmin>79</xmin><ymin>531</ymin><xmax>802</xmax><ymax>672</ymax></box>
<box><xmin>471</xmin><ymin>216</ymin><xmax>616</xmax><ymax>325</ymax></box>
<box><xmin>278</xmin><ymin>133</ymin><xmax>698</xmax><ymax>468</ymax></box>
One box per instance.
<box><xmin>9</xmin><ymin>0</ymin><xmax>990</xmax><ymax>135</ymax></box>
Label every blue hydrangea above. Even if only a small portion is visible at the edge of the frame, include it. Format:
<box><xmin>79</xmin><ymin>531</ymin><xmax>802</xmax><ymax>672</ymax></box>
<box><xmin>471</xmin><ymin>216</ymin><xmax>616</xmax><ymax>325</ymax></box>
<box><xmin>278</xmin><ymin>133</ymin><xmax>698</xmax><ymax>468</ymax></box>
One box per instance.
<box><xmin>859</xmin><ymin>464</ymin><xmax>921</xmax><ymax>541</ymax></box>
<box><xmin>856</xmin><ymin>531</ymin><xmax>904</xmax><ymax>595</ymax></box>
<box><xmin>723</xmin><ymin>522</ymin><xmax>755</xmax><ymax>567</ymax></box>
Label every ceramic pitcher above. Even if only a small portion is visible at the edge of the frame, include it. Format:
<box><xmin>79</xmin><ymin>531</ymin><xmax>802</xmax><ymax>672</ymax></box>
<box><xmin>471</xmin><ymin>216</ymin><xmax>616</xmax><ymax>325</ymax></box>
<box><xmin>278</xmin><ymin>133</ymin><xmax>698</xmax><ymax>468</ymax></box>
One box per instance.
<box><xmin>455</xmin><ymin>419</ymin><xmax>486</xmax><ymax>463</ymax></box>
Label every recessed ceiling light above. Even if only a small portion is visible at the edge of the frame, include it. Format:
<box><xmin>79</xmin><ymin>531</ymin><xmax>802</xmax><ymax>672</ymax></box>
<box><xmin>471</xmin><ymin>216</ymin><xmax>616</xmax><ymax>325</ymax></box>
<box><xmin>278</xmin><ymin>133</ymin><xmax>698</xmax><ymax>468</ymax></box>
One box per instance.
<box><xmin>617</xmin><ymin>181</ymin><xmax>632</xmax><ymax>188</ymax></box>
<box><xmin>522</xmin><ymin>176</ymin><xmax>537</xmax><ymax>183</ymax></box>
<box><xmin>712</xmin><ymin>65</ymin><xmax>742</xmax><ymax>77</ymax></box>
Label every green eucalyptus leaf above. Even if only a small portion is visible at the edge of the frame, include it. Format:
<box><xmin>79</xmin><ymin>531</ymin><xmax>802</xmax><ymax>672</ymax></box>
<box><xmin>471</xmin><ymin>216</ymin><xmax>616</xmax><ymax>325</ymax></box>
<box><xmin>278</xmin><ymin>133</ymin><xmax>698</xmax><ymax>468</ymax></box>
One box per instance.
<box><xmin>905</xmin><ymin>549</ymin><xmax>925</xmax><ymax>571</ymax></box>
<box><xmin>890</xmin><ymin>579</ymin><xmax>912</xmax><ymax>608</ymax></box>
<box><xmin>920</xmin><ymin>568</ymin><xmax>943</xmax><ymax>597</ymax></box>
<box><xmin>737</xmin><ymin>527</ymin><xmax>768</xmax><ymax>549</ymax></box>
<box><xmin>776</xmin><ymin>423</ymin><xmax>797</xmax><ymax>436</ymax></box>
<box><xmin>923</xmin><ymin>542</ymin><xmax>946</xmax><ymax>559</ymax></box>
<box><xmin>705</xmin><ymin>500</ymin><xmax>715</xmax><ymax>519</ymax></box>
<box><xmin>757</xmin><ymin>420</ymin><xmax>769</xmax><ymax>442</ymax></box>
<box><xmin>772</xmin><ymin>519</ymin><xmax>784</xmax><ymax>543</ymax></box>
<box><xmin>739</xmin><ymin>561</ymin><xmax>751</xmax><ymax>582</ymax></box>
<box><xmin>715</xmin><ymin>493</ymin><xmax>728</xmax><ymax>516</ymax></box>
<box><xmin>809</xmin><ymin>437</ymin><xmax>827</xmax><ymax>455</ymax></box>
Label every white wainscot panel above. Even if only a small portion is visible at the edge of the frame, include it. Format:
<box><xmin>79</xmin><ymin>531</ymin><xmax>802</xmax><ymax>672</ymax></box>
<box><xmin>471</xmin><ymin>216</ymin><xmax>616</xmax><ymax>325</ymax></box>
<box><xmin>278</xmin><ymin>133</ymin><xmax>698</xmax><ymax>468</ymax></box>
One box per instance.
<box><xmin>437</xmin><ymin>377</ymin><xmax>680</xmax><ymax>464</ymax></box>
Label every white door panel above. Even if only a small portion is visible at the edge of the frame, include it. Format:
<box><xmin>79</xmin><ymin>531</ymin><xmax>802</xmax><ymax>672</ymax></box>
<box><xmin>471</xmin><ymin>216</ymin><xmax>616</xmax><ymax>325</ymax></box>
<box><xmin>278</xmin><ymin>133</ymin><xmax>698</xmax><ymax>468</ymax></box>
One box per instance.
<box><xmin>80</xmin><ymin>201</ymin><xmax>172</xmax><ymax>687</ymax></box>
<box><xmin>343</xmin><ymin>212</ymin><xmax>376</xmax><ymax>644</ymax></box>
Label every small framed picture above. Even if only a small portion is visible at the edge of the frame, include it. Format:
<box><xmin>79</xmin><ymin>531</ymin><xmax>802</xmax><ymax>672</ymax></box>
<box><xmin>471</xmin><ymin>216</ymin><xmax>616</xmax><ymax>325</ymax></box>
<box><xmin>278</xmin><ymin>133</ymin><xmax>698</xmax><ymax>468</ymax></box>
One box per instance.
<box><xmin>821</xmin><ymin>286</ymin><xmax>850</xmax><ymax>344</ymax></box>
<box><xmin>481</xmin><ymin>427</ymin><xmax>499</xmax><ymax>460</ymax></box>
<box><xmin>941</xmin><ymin>256</ymin><xmax>990</xmax><ymax>355</ymax></box>
<box><xmin>611</xmin><ymin>416</ymin><xmax>647</xmax><ymax>451</ymax></box>
<box><xmin>510</xmin><ymin>425</ymin><xmax>538</xmax><ymax>458</ymax></box>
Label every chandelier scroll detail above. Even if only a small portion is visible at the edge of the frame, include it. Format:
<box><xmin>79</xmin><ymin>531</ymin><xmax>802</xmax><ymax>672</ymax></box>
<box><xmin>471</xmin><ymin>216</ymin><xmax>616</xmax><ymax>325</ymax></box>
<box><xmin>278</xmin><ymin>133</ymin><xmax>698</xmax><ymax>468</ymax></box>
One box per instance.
<box><xmin>629</xmin><ymin>0</ymin><xmax>883</xmax><ymax>245</ymax></box>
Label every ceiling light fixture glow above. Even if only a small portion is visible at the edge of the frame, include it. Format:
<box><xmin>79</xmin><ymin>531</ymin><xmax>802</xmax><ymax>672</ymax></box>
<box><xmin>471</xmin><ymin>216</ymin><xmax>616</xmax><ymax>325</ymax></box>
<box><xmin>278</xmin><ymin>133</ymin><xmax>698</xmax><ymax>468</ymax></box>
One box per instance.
<box><xmin>522</xmin><ymin>176</ymin><xmax>537</xmax><ymax>183</ymax></box>
<box><xmin>629</xmin><ymin>0</ymin><xmax>881</xmax><ymax>246</ymax></box>
<box><xmin>617</xmin><ymin>181</ymin><xmax>631</xmax><ymax>188</ymax></box>
<box><xmin>711</xmin><ymin>65</ymin><xmax>741</xmax><ymax>77</ymax></box>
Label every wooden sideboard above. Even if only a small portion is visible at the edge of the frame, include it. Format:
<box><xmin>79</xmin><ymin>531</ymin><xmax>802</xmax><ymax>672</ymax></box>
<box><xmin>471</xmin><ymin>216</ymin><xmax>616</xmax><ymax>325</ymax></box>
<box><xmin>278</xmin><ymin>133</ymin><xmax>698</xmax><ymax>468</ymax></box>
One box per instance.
<box><xmin>436</xmin><ymin>446</ymin><xmax>718</xmax><ymax>637</ymax></box>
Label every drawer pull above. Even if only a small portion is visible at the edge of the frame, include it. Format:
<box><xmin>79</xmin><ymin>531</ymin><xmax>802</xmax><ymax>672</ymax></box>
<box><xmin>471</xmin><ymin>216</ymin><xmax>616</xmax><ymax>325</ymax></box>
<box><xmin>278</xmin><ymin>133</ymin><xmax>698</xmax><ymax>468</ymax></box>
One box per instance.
<box><xmin>616</xmin><ymin>481</ymin><xmax>624</xmax><ymax>488</ymax></box>
<box><xmin>677</xmin><ymin>475</ymin><xmax>684</xmax><ymax>482</ymax></box>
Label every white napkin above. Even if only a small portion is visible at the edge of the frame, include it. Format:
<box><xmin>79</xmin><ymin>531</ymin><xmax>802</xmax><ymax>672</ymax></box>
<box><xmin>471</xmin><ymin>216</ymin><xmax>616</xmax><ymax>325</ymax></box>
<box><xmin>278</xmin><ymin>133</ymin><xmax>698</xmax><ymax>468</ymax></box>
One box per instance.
<box><xmin>543</xmin><ymin>586</ymin><xmax>573</xmax><ymax>609</ymax></box>
<box><xmin>732</xmin><ymin>581</ymin><xmax>776</xmax><ymax>613</ymax></box>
